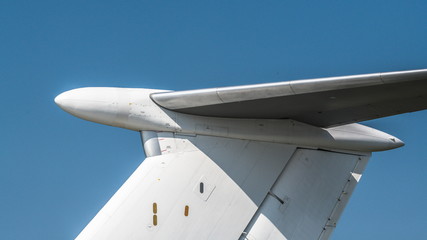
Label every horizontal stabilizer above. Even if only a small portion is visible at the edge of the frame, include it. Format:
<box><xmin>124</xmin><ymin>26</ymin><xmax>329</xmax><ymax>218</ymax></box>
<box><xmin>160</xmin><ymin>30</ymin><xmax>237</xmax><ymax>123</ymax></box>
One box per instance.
<box><xmin>151</xmin><ymin>69</ymin><xmax>427</xmax><ymax>127</ymax></box>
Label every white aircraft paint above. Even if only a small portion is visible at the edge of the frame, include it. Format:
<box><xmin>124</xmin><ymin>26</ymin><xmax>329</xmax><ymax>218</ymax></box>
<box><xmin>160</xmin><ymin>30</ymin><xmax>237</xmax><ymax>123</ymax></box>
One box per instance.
<box><xmin>55</xmin><ymin>87</ymin><xmax>403</xmax><ymax>152</ymax></box>
<box><xmin>55</xmin><ymin>69</ymin><xmax>427</xmax><ymax>240</ymax></box>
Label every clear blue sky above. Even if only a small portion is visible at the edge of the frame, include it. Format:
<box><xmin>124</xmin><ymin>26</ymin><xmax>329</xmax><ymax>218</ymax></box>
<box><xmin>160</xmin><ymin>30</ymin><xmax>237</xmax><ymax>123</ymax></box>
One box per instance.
<box><xmin>1</xmin><ymin>1</ymin><xmax>427</xmax><ymax>239</ymax></box>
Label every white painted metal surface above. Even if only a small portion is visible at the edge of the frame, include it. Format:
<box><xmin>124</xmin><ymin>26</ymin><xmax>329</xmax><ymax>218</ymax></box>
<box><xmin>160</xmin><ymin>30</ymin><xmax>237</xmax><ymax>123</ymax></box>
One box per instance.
<box><xmin>241</xmin><ymin>149</ymin><xmax>369</xmax><ymax>240</ymax></box>
<box><xmin>152</xmin><ymin>69</ymin><xmax>427</xmax><ymax>109</ymax></box>
<box><xmin>140</xmin><ymin>131</ymin><xmax>161</xmax><ymax>157</ymax></box>
<box><xmin>150</xmin><ymin>69</ymin><xmax>427</xmax><ymax>127</ymax></box>
<box><xmin>55</xmin><ymin>87</ymin><xmax>403</xmax><ymax>152</ymax></box>
<box><xmin>54</xmin><ymin>69</ymin><xmax>427</xmax><ymax>240</ymax></box>
<box><xmin>76</xmin><ymin>135</ymin><xmax>296</xmax><ymax>240</ymax></box>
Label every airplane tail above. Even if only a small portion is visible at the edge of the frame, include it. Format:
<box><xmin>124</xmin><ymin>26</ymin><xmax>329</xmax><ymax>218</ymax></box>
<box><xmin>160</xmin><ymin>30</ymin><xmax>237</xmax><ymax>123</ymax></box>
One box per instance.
<box><xmin>75</xmin><ymin>132</ymin><xmax>369</xmax><ymax>240</ymax></box>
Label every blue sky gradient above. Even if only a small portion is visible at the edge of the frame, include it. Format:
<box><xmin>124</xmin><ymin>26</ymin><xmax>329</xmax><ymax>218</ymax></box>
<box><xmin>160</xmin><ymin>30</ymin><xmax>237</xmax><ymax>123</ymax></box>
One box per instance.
<box><xmin>1</xmin><ymin>1</ymin><xmax>427</xmax><ymax>239</ymax></box>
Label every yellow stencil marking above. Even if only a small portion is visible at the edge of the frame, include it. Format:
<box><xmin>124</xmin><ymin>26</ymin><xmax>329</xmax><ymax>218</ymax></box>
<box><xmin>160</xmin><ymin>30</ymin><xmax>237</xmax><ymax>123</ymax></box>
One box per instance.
<box><xmin>153</xmin><ymin>202</ymin><xmax>157</xmax><ymax>214</ymax></box>
<box><xmin>153</xmin><ymin>215</ymin><xmax>157</xmax><ymax>226</ymax></box>
<box><xmin>184</xmin><ymin>205</ymin><xmax>189</xmax><ymax>217</ymax></box>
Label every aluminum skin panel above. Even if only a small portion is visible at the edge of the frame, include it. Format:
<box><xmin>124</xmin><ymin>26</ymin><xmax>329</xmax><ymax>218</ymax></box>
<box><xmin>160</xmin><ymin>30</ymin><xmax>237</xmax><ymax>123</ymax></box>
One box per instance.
<box><xmin>151</xmin><ymin>69</ymin><xmax>427</xmax><ymax>127</ymax></box>
<box><xmin>55</xmin><ymin>87</ymin><xmax>404</xmax><ymax>152</ymax></box>
<box><xmin>241</xmin><ymin>149</ymin><xmax>370</xmax><ymax>240</ymax></box>
<box><xmin>75</xmin><ymin>135</ymin><xmax>296</xmax><ymax>240</ymax></box>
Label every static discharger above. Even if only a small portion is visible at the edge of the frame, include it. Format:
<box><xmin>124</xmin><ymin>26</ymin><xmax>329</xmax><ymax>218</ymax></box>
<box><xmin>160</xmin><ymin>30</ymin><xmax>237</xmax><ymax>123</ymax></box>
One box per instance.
<box><xmin>184</xmin><ymin>205</ymin><xmax>189</xmax><ymax>217</ymax></box>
